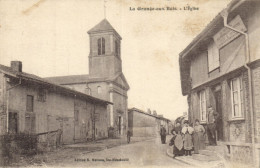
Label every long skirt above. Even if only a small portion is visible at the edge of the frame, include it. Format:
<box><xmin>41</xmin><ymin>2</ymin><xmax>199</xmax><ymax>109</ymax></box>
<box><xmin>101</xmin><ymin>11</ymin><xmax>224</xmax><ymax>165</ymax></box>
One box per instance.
<box><xmin>183</xmin><ymin>133</ymin><xmax>193</xmax><ymax>150</ymax></box>
<box><xmin>173</xmin><ymin>145</ymin><xmax>184</xmax><ymax>156</ymax></box>
<box><xmin>193</xmin><ymin>132</ymin><xmax>205</xmax><ymax>154</ymax></box>
<box><xmin>173</xmin><ymin>134</ymin><xmax>184</xmax><ymax>155</ymax></box>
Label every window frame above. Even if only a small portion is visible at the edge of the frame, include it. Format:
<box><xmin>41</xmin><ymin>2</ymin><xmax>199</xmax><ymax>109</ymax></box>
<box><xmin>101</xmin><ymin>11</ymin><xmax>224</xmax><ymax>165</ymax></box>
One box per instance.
<box><xmin>26</xmin><ymin>95</ymin><xmax>34</xmax><ymax>112</ymax></box>
<box><xmin>97</xmin><ymin>86</ymin><xmax>102</xmax><ymax>94</ymax></box>
<box><xmin>230</xmin><ymin>77</ymin><xmax>244</xmax><ymax>119</ymax></box>
<box><xmin>37</xmin><ymin>88</ymin><xmax>46</xmax><ymax>102</ymax></box>
<box><xmin>199</xmin><ymin>90</ymin><xmax>207</xmax><ymax>123</ymax></box>
<box><xmin>115</xmin><ymin>40</ymin><xmax>120</xmax><ymax>57</ymax></box>
<box><xmin>98</xmin><ymin>37</ymin><xmax>105</xmax><ymax>55</ymax></box>
<box><xmin>85</xmin><ymin>87</ymin><xmax>91</xmax><ymax>95</ymax></box>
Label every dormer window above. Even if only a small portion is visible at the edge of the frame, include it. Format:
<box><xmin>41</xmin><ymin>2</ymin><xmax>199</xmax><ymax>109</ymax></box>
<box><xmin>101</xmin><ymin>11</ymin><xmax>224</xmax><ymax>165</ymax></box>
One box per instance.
<box><xmin>98</xmin><ymin>37</ymin><xmax>105</xmax><ymax>55</ymax></box>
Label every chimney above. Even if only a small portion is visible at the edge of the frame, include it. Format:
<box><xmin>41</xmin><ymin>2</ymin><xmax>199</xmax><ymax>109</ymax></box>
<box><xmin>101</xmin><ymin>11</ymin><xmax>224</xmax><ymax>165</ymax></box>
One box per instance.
<box><xmin>11</xmin><ymin>61</ymin><xmax>22</xmax><ymax>72</ymax></box>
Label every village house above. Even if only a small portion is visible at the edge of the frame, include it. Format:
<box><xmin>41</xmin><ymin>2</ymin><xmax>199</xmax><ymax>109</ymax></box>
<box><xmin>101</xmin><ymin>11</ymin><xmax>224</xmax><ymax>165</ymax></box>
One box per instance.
<box><xmin>0</xmin><ymin>61</ymin><xmax>111</xmax><ymax>145</ymax></box>
<box><xmin>46</xmin><ymin>19</ymin><xmax>130</xmax><ymax>137</ymax></box>
<box><xmin>128</xmin><ymin>108</ymin><xmax>171</xmax><ymax>137</ymax></box>
<box><xmin>179</xmin><ymin>0</ymin><xmax>260</xmax><ymax>165</ymax></box>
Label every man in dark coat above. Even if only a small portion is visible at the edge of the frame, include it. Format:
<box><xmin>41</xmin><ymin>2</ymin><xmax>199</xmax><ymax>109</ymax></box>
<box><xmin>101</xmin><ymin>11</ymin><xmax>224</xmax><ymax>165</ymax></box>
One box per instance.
<box><xmin>207</xmin><ymin>106</ymin><xmax>219</xmax><ymax>145</ymax></box>
<box><xmin>127</xmin><ymin>130</ymin><xmax>131</xmax><ymax>143</ymax></box>
<box><xmin>160</xmin><ymin>125</ymin><xmax>167</xmax><ymax>144</ymax></box>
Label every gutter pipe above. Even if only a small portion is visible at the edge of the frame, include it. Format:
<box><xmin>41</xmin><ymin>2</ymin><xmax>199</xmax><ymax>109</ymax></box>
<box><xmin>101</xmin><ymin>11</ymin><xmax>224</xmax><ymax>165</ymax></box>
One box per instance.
<box><xmin>221</xmin><ymin>8</ymin><xmax>256</xmax><ymax>165</ymax></box>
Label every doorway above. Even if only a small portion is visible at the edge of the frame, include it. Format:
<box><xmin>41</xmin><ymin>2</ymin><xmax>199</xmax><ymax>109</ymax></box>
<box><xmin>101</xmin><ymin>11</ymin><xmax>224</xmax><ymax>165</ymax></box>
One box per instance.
<box><xmin>214</xmin><ymin>90</ymin><xmax>224</xmax><ymax>141</ymax></box>
<box><xmin>8</xmin><ymin>112</ymin><xmax>18</xmax><ymax>133</ymax></box>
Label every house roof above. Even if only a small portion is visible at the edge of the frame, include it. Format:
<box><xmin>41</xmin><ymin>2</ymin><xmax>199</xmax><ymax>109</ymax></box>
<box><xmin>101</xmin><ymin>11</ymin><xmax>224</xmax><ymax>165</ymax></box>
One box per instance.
<box><xmin>0</xmin><ymin>64</ymin><xmax>112</xmax><ymax>105</ymax></box>
<box><xmin>45</xmin><ymin>74</ymin><xmax>89</xmax><ymax>85</ymax></box>
<box><xmin>45</xmin><ymin>72</ymin><xmax>130</xmax><ymax>91</ymax></box>
<box><xmin>179</xmin><ymin>0</ymin><xmax>245</xmax><ymax>58</ymax></box>
<box><xmin>128</xmin><ymin>108</ymin><xmax>171</xmax><ymax>122</ymax></box>
<box><xmin>179</xmin><ymin>0</ymin><xmax>249</xmax><ymax>95</ymax></box>
<box><xmin>87</xmin><ymin>19</ymin><xmax>122</xmax><ymax>39</ymax></box>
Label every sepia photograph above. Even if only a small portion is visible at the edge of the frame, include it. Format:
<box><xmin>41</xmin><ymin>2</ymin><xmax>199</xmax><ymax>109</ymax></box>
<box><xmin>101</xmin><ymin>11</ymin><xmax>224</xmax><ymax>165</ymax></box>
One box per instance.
<box><xmin>0</xmin><ymin>0</ymin><xmax>260</xmax><ymax>167</ymax></box>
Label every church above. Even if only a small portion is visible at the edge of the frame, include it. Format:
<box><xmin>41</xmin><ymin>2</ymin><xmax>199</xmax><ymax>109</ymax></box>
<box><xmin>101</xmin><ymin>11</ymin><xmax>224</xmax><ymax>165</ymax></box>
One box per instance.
<box><xmin>46</xmin><ymin>19</ymin><xmax>130</xmax><ymax>137</ymax></box>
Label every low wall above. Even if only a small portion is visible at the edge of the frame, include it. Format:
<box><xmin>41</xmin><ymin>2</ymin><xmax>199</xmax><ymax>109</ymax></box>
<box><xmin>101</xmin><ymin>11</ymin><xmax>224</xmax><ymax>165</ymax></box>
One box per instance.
<box><xmin>132</xmin><ymin>127</ymin><xmax>158</xmax><ymax>137</ymax></box>
<box><xmin>222</xmin><ymin>142</ymin><xmax>254</xmax><ymax>165</ymax></box>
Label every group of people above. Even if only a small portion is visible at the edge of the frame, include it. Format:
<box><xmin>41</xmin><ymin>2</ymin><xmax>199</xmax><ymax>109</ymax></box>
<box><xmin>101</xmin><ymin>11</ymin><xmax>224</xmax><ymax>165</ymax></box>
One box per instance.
<box><xmin>170</xmin><ymin>120</ymin><xmax>205</xmax><ymax>157</ymax></box>
<box><xmin>169</xmin><ymin>106</ymin><xmax>219</xmax><ymax>158</ymax></box>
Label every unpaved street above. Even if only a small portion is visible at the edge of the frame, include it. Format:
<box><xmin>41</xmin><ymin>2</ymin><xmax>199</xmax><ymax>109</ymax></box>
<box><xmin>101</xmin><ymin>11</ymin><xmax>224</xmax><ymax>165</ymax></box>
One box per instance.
<box><xmin>40</xmin><ymin>137</ymin><xmax>191</xmax><ymax>168</ymax></box>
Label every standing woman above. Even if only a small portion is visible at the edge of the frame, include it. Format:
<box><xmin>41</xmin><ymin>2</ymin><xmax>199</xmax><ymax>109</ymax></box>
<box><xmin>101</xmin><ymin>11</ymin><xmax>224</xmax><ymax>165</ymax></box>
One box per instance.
<box><xmin>193</xmin><ymin>119</ymin><xmax>206</xmax><ymax>154</ymax></box>
<box><xmin>182</xmin><ymin>120</ymin><xmax>194</xmax><ymax>156</ymax></box>
<box><xmin>172</xmin><ymin>122</ymin><xmax>184</xmax><ymax>158</ymax></box>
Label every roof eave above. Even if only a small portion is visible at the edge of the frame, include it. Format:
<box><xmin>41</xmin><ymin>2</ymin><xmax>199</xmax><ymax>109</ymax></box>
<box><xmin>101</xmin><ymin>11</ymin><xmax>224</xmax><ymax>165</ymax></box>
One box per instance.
<box><xmin>0</xmin><ymin>70</ymin><xmax>112</xmax><ymax>105</ymax></box>
<box><xmin>179</xmin><ymin>0</ymin><xmax>246</xmax><ymax>58</ymax></box>
<box><xmin>87</xmin><ymin>30</ymin><xmax>122</xmax><ymax>40</ymax></box>
<box><xmin>179</xmin><ymin>0</ymin><xmax>246</xmax><ymax>96</ymax></box>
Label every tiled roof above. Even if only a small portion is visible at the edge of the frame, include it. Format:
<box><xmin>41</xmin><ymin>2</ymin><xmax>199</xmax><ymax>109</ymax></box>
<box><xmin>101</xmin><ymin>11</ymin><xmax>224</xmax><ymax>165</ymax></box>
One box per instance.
<box><xmin>45</xmin><ymin>72</ymin><xmax>130</xmax><ymax>90</ymax></box>
<box><xmin>179</xmin><ymin>0</ymin><xmax>245</xmax><ymax>58</ymax></box>
<box><xmin>179</xmin><ymin>0</ymin><xmax>249</xmax><ymax>96</ymax></box>
<box><xmin>45</xmin><ymin>74</ymin><xmax>89</xmax><ymax>85</ymax></box>
<box><xmin>87</xmin><ymin>19</ymin><xmax>122</xmax><ymax>39</ymax></box>
<box><xmin>0</xmin><ymin>64</ymin><xmax>111</xmax><ymax>105</ymax></box>
<box><xmin>128</xmin><ymin>108</ymin><xmax>171</xmax><ymax>121</ymax></box>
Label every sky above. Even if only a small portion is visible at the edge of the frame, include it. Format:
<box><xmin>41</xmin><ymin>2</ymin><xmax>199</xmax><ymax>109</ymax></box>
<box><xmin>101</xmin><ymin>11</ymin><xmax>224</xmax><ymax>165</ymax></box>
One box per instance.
<box><xmin>0</xmin><ymin>0</ymin><xmax>231</xmax><ymax>120</ymax></box>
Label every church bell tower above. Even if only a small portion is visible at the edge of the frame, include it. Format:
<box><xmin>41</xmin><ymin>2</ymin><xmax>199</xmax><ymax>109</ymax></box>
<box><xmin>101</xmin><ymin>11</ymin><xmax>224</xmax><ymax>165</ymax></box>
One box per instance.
<box><xmin>87</xmin><ymin>19</ymin><xmax>122</xmax><ymax>78</ymax></box>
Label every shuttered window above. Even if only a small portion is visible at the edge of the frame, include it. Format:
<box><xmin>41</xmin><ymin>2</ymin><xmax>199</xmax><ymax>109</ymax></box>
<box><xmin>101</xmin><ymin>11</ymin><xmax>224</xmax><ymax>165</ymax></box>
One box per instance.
<box><xmin>26</xmin><ymin>95</ymin><xmax>34</xmax><ymax>112</ymax></box>
<box><xmin>208</xmin><ymin>41</ymin><xmax>220</xmax><ymax>72</ymax></box>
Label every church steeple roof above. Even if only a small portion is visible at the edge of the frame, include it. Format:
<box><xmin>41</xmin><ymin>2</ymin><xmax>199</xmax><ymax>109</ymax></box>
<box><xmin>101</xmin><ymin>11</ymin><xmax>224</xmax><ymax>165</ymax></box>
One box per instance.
<box><xmin>87</xmin><ymin>19</ymin><xmax>122</xmax><ymax>39</ymax></box>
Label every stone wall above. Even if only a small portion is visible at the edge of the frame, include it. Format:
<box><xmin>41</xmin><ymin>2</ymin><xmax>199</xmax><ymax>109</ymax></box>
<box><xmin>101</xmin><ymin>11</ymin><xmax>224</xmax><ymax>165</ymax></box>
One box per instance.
<box><xmin>2</xmin><ymin>79</ymin><xmax>108</xmax><ymax>144</ymax></box>
<box><xmin>128</xmin><ymin>110</ymin><xmax>158</xmax><ymax>137</ymax></box>
<box><xmin>252</xmin><ymin>65</ymin><xmax>260</xmax><ymax>142</ymax></box>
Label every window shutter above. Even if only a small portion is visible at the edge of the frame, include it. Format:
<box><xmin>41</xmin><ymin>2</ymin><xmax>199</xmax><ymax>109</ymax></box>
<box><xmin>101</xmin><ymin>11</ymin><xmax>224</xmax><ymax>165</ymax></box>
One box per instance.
<box><xmin>208</xmin><ymin>41</ymin><xmax>220</xmax><ymax>72</ymax></box>
<box><xmin>102</xmin><ymin>38</ymin><xmax>105</xmax><ymax>55</ymax></box>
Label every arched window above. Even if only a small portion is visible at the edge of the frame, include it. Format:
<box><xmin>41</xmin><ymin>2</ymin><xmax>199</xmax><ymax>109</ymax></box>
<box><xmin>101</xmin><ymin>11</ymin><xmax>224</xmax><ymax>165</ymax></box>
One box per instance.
<box><xmin>98</xmin><ymin>37</ymin><xmax>105</xmax><ymax>55</ymax></box>
<box><xmin>97</xmin><ymin>86</ymin><xmax>102</xmax><ymax>94</ymax></box>
<box><xmin>85</xmin><ymin>88</ymin><xmax>91</xmax><ymax>95</ymax></box>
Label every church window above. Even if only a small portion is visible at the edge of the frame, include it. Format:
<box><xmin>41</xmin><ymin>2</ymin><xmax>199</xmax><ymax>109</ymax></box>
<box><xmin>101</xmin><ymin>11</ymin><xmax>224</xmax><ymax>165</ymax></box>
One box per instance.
<box><xmin>85</xmin><ymin>87</ymin><xmax>91</xmax><ymax>95</ymax></box>
<box><xmin>115</xmin><ymin>40</ymin><xmax>120</xmax><ymax>57</ymax></box>
<box><xmin>98</xmin><ymin>37</ymin><xmax>105</xmax><ymax>55</ymax></box>
<box><xmin>97</xmin><ymin>86</ymin><xmax>102</xmax><ymax>94</ymax></box>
